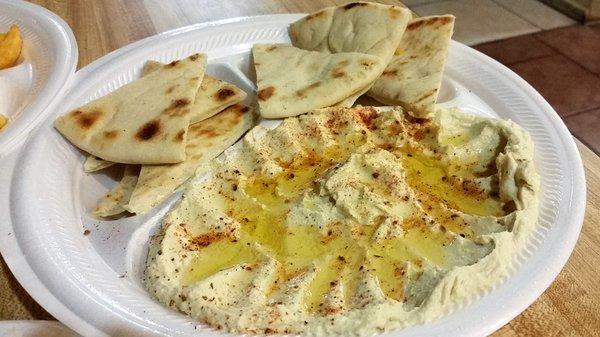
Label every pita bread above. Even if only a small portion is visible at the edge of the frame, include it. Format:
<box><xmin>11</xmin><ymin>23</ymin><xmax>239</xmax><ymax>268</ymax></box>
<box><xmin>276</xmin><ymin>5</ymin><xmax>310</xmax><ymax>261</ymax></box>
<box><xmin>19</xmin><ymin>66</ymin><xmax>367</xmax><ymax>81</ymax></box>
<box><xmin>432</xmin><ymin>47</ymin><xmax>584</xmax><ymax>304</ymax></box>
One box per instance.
<box><xmin>142</xmin><ymin>61</ymin><xmax>247</xmax><ymax>124</ymax></box>
<box><xmin>253</xmin><ymin>44</ymin><xmax>385</xmax><ymax>118</ymax></box>
<box><xmin>368</xmin><ymin>16</ymin><xmax>455</xmax><ymax>118</ymax></box>
<box><xmin>83</xmin><ymin>60</ymin><xmax>248</xmax><ymax>171</ymax></box>
<box><xmin>289</xmin><ymin>2</ymin><xmax>411</xmax><ymax>106</ymax></box>
<box><xmin>84</xmin><ymin>155</ymin><xmax>114</xmax><ymax>172</ymax></box>
<box><xmin>124</xmin><ymin>104</ymin><xmax>255</xmax><ymax>215</ymax></box>
<box><xmin>93</xmin><ymin>165</ymin><xmax>139</xmax><ymax>217</ymax></box>
<box><xmin>54</xmin><ymin>54</ymin><xmax>206</xmax><ymax>164</ymax></box>
<box><xmin>289</xmin><ymin>2</ymin><xmax>411</xmax><ymax>64</ymax></box>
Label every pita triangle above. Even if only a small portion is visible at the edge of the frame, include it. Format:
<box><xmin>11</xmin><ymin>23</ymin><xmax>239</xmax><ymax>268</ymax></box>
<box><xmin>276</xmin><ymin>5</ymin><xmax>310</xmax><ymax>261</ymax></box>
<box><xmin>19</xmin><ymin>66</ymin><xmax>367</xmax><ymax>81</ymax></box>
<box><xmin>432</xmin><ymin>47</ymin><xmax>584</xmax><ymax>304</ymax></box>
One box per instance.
<box><xmin>289</xmin><ymin>2</ymin><xmax>411</xmax><ymax>65</ymax></box>
<box><xmin>253</xmin><ymin>44</ymin><xmax>385</xmax><ymax>118</ymax></box>
<box><xmin>289</xmin><ymin>2</ymin><xmax>411</xmax><ymax>106</ymax></box>
<box><xmin>142</xmin><ymin>61</ymin><xmax>247</xmax><ymax>123</ymax></box>
<box><xmin>83</xmin><ymin>60</ymin><xmax>247</xmax><ymax>172</ymax></box>
<box><xmin>369</xmin><ymin>16</ymin><xmax>455</xmax><ymax>118</ymax></box>
<box><xmin>54</xmin><ymin>54</ymin><xmax>206</xmax><ymax>164</ymax></box>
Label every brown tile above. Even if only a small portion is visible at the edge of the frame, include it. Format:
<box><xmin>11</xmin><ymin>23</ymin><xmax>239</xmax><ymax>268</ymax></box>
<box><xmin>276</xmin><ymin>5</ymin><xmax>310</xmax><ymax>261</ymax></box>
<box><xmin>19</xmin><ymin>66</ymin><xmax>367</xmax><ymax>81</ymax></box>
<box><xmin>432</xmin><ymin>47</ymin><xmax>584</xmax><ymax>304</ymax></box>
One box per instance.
<box><xmin>509</xmin><ymin>55</ymin><xmax>600</xmax><ymax>116</ymax></box>
<box><xmin>565</xmin><ymin>108</ymin><xmax>600</xmax><ymax>154</ymax></box>
<box><xmin>474</xmin><ymin>34</ymin><xmax>555</xmax><ymax>65</ymax></box>
<box><xmin>536</xmin><ymin>26</ymin><xmax>600</xmax><ymax>75</ymax></box>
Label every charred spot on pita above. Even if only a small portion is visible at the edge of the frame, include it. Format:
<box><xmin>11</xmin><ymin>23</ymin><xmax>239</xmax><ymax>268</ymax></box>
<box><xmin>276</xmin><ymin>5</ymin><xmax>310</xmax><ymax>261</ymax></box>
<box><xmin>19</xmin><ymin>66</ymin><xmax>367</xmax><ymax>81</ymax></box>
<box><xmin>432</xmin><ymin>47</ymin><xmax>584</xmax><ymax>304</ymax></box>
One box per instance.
<box><xmin>407</xmin><ymin>20</ymin><xmax>426</xmax><ymax>30</ymax></box>
<box><xmin>230</xmin><ymin>104</ymin><xmax>249</xmax><ymax>116</ymax></box>
<box><xmin>215</xmin><ymin>88</ymin><xmax>235</xmax><ymax>101</ymax></box>
<box><xmin>344</xmin><ymin>2</ymin><xmax>367</xmax><ymax>10</ymax></box>
<box><xmin>74</xmin><ymin>110</ymin><xmax>102</xmax><ymax>129</ymax></box>
<box><xmin>258</xmin><ymin>86</ymin><xmax>275</xmax><ymax>101</ymax></box>
<box><xmin>266</xmin><ymin>45</ymin><xmax>278</xmax><ymax>52</ymax></box>
<box><xmin>174</xmin><ymin>129</ymin><xmax>185</xmax><ymax>142</ymax></box>
<box><xmin>382</xmin><ymin>69</ymin><xmax>398</xmax><ymax>76</ymax></box>
<box><xmin>414</xmin><ymin>90</ymin><xmax>436</xmax><ymax>103</ymax></box>
<box><xmin>439</xmin><ymin>16</ymin><xmax>454</xmax><ymax>25</ymax></box>
<box><xmin>168</xmin><ymin>60</ymin><xmax>180</xmax><ymax>67</ymax></box>
<box><xmin>189</xmin><ymin>54</ymin><xmax>200</xmax><ymax>61</ymax></box>
<box><xmin>197</xmin><ymin>129</ymin><xmax>219</xmax><ymax>138</ymax></box>
<box><xmin>361</xmin><ymin>60</ymin><xmax>373</xmax><ymax>67</ymax></box>
<box><xmin>162</xmin><ymin>98</ymin><xmax>191</xmax><ymax>117</ymax></box>
<box><xmin>172</xmin><ymin>98</ymin><xmax>190</xmax><ymax>108</ymax></box>
<box><xmin>136</xmin><ymin>120</ymin><xmax>161</xmax><ymax>141</ymax></box>
<box><xmin>103</xmin><ymin>130</ymin><xmax>119</xmax><ymax>139</ymax></box>
<box><xmin>296</xmin><ymin>82</ymin><xmax>321</xmax><ymax>98</ymax></box>
<box><xmin>165</xmin><ymin>85</ymin><xmax>178</xmax><ymax>94</ymax></box>
<box><xmin>332</xmin><ymin>68</ymin><xmax>346</xmax><ymax>78</ymax></box>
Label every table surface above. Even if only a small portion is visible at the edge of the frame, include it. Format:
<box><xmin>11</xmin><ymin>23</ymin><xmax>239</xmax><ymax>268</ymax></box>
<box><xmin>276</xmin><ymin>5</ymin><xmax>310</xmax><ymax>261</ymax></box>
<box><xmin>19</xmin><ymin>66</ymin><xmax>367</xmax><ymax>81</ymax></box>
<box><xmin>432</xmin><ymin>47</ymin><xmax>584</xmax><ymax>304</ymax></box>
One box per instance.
<box><xmin>1</xmin><ymin>0</ymin><xmax>599</xmax><ymax>336</ymax></box>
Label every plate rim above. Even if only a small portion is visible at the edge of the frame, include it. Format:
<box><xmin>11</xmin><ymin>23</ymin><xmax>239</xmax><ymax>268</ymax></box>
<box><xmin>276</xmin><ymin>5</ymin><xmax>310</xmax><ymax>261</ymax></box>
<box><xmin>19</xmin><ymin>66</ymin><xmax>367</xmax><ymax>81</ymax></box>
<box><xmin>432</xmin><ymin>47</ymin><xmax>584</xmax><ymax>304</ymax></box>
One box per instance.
<box><xmin>0</xmin><ymin>0</ymin><xmax>78</xmax><ymax>156</ymax></box>
<box><xmin>2</xmin><ymin>13</ymin><xmax>587</xmax><ymax>337</ymax></box>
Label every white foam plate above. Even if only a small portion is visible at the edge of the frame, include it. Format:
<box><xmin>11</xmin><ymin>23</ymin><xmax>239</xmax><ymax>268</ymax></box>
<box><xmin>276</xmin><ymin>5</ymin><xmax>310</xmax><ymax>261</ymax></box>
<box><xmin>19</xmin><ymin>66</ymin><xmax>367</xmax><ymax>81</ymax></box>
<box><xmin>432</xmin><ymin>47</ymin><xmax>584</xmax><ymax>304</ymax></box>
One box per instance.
<box><xmin>0</xmin><ymin>14</ymin><xmax>586</xmax><ymax>337</ymax></box>
<box><xmin>0</xmin><ymin>0</ymin><xmax>77</xmax><ymax>156</ymax></box>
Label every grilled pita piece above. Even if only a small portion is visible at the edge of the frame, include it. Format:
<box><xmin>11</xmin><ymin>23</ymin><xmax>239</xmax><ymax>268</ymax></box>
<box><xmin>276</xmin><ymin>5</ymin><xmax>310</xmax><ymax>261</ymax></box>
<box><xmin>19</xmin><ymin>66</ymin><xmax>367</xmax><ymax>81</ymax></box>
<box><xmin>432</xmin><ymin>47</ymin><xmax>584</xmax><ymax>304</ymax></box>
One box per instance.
<box><xmin>124</xmin><ymin>104</ymin><xmax>254</xmax><ymax>215</ymax></box>
<box><xmin>93</xmin><ymin>165</ymin><xmax>140</xmax><ymax>217</ymax></box>
<box><xmin>142</xmin><ymin>61</ymin><xmax>247</xmax><ymax>123</ymax></box>
<box><xmin>289</xmin><ymin>2</ymin><xmax>411</xmax><ymax>64</ymax></box>
<box><xmin>54</xmin><ymin>54</ymin><xmax>206</xmax><ymax>164</ymax></box>
<box><xmin>84</xmin><ymin>155</ymin><xmax>114</xmax><ymax>172</ymax></box>
<box><xmin>369</xmin><ymin>15</ymin><xmax>455</xmax><ymax>118</ymax></box>
<box><xmin>289</xmin><ymin>2</ymin><xmax>411</xmax><ymax>106</ymax></box>
<box><xmin>253</xmin><ymin>44</ymin><xmax>385</xmax><ymax>118</ymax></box>
<box><xmin>83</xmin><ymin>60</ymin><xmax>247</xmax><ymax>171</ymax></box>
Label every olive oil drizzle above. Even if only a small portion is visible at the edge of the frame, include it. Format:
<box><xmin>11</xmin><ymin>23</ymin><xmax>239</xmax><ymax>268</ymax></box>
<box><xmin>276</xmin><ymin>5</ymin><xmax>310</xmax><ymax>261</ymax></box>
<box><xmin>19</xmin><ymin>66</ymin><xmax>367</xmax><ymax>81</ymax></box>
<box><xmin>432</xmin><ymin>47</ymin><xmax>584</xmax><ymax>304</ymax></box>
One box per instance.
<box><xmin>181</xmin><ymin>116</ymin><xmax>506</xmax><ymax>312</ymax></box>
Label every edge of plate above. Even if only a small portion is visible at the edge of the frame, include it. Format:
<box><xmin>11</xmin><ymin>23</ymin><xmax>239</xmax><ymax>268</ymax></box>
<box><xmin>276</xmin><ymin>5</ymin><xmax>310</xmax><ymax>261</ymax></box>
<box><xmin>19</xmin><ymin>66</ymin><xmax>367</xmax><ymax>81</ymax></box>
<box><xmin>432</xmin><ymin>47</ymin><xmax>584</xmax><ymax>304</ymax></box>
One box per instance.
<box><xmin>0</xmin><ymin>0</ymin><xmax>78</xmax><ymax>156</ymax></box>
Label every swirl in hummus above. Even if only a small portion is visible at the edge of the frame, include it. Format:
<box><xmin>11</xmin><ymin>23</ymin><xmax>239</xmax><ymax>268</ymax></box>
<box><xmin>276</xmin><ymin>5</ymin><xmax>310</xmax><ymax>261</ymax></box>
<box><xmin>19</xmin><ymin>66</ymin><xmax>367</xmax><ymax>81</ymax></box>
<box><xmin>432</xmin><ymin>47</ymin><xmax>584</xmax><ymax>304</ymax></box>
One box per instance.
<box><xmin>144</xmin><ymin>106</ymin><xmax>539</xmax><ymax>335</ymax></box>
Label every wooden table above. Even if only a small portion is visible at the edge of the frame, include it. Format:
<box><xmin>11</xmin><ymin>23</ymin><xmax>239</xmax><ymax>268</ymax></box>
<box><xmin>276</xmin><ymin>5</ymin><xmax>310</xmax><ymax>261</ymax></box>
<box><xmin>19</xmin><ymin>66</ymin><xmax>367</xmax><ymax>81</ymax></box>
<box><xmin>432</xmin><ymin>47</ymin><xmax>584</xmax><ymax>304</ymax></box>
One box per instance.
<box><xmin>2</xmin><ymin>1</ymin><xmax>599</xmax><ymax>335</ymax></box>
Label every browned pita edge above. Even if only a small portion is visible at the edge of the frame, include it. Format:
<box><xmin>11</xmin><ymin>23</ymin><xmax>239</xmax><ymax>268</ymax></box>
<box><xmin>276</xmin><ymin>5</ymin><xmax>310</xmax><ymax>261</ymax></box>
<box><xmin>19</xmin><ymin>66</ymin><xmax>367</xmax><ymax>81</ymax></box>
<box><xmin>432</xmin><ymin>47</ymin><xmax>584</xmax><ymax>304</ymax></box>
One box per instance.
<box><xmin>368</xmin><ymin>15</ymin><xmax>455</xmax><ymax>118</ymax></box>
<box><xmin>92</xmin><ymin>165</ymin><xmax>140</xmax><ymax>218</ymax></box>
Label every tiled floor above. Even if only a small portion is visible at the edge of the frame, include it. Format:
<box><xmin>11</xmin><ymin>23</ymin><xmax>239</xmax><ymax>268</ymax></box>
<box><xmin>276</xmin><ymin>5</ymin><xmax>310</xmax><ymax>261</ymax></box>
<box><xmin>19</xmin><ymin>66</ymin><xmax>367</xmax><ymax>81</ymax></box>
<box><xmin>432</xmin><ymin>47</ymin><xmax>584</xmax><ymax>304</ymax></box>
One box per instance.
<box><xmin>406</xmin><ymin>0</ymin><xmax>575</xmax><ymax>45</ymax></box>
<box><xmin>474</xmin><ymin>25</ymin><xmax>600</xmax><ymax>154</ymax></box>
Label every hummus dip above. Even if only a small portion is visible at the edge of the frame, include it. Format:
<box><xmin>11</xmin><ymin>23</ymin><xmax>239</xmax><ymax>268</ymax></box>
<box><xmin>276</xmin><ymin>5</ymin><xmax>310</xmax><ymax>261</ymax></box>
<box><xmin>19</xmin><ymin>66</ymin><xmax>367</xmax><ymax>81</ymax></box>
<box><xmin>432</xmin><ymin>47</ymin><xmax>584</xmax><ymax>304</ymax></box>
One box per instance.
<box><xmin>144</xmin><ymin>106</ymin><xmax>539</xmax><ymax>335</ymax></box>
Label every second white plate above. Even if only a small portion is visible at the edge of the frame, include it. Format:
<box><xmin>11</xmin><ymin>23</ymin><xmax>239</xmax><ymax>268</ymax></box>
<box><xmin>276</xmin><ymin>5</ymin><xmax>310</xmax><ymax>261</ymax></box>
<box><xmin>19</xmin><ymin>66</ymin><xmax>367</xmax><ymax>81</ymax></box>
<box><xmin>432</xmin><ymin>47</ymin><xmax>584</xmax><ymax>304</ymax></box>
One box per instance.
<box><xmin>0</xmin><ymin>0</ymin><xmax>77</xmax><ymax>155</ymax></box>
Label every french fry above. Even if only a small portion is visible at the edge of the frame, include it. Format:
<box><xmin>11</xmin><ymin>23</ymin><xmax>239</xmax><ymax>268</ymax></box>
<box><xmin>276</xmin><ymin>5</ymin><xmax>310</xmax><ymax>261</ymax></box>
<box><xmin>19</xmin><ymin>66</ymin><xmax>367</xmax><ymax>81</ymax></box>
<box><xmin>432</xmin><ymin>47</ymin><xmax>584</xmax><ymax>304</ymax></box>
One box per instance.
<box><xmin>0</xmin><ymin>114</ymin><xmax>7</xmax><ymax>130</ymax></box>
<box><xmin>0</xmin><ymin>25</ymin><xmax>23</xmax><ymax>70</ymax></box>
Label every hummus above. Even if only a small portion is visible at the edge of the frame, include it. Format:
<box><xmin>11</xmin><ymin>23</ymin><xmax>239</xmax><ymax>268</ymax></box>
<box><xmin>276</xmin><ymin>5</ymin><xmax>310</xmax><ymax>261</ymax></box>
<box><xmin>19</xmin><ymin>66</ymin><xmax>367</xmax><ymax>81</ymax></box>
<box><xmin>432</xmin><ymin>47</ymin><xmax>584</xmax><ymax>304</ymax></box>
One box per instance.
<box><xmin>144</xmin><ymin>106</ymin><xmax>539</xmax><ymax>335</ymax></box>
